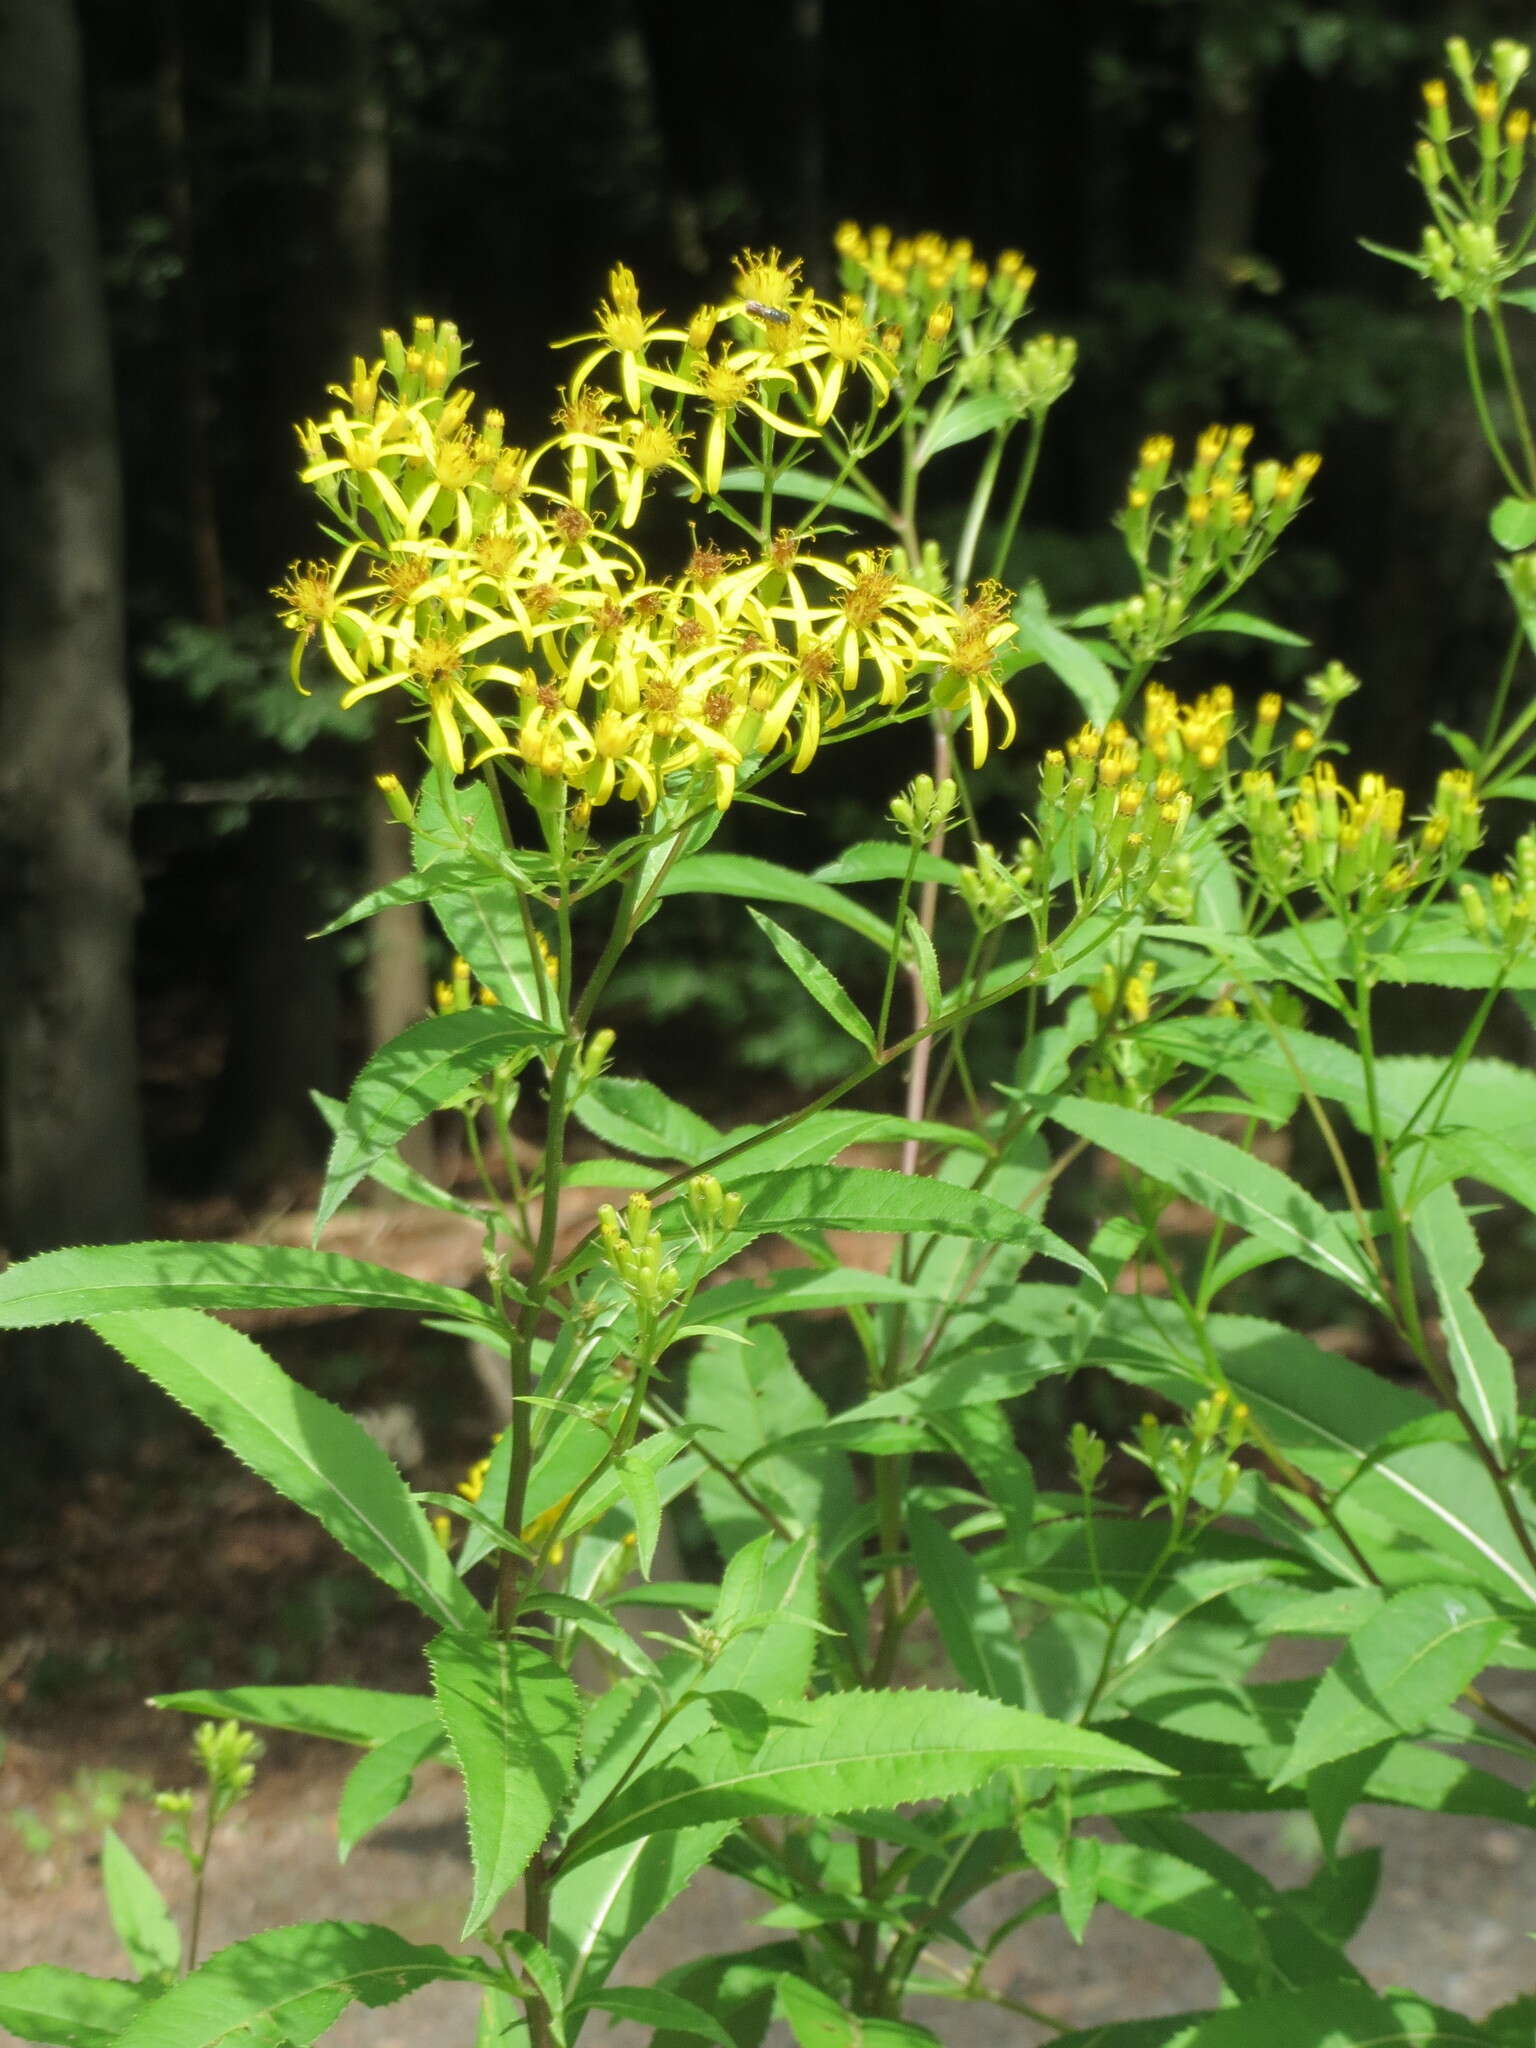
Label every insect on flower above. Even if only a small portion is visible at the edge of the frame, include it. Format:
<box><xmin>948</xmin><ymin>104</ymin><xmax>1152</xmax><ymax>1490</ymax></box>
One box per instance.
<box><xmin>744</xmin><ymin>300</ymin><xmax>792</xmax><ymax>326</ymax></box>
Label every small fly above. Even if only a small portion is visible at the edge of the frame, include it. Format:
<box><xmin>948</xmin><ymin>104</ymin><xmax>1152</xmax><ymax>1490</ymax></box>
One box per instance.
<box><xmin>743</xmin><ymin>300</ymin><xmax>792</xmax><ymax>327</ymax></box>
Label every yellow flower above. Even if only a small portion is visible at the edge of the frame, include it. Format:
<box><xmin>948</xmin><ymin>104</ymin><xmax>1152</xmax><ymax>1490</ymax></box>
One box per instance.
<box><xmin>923</xmin><ymin>581</ymin><xmax>1019</xmax><ymax>767</ymax></box>
<box><xmin>797</xmin><ymin>301</ymin><xmax>897</xmax><ymax>422</ymax></box>
<box><xmin>559</xmin><ymin>265</ymin><xmax>687</xmax><ymax>411</ymax></box>
<box><xmin>272</xmin><ymin>546</ymin><xmax>381</xmax><ymax>689</ymax></box>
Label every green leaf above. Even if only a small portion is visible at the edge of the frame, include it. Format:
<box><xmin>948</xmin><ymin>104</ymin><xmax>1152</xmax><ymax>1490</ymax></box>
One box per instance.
<box><xmin>0</xmin><ymin>1968</ymin><xmax>148</xmax><ymax>2048</ymax></box>
<box><xmin>1191</xmin><ymin>607</ymin><xmax>1310</xmax><ymax>647</ymax></box>
<box><xmin>917</xmin><ymin>391</ymin><xmax>1017</xmax><ymax>461</ymax></box>
<box><xmin>1492</xmin><ymin>496</ymin><xmax>1536</xmax><ymax>549</ymax></box>
<box><xmin>313</xmin><ymin>862</ymin><xmax>479</xmax><ymax>937</ymax></box>
<box><xmin>336</xmin><ymin>1720</ymin><xmax>448</xmax><ymax>1860</ymax></box>
<box><xmin>812</xmin><ymin>842</ymin><xmax>961</xmax><ymax>887</ymax></box>
<box><xmin>777</xmin><ymin>1974</ymin><xmax>942</xmax><ymax>2045</ymax></box>
<box><xmin>570</xmin><ymin>1986</ymin><xmax>735</xmax><ymax>2046</ymax></box>
<box><xmin>657</xmin><ymin>852</ymin><xmax>894</xmax><ymax>950</ymax></box>
<box><xmin>0</xmin><ymin>1239</ymin><xmax>497</xmax><ymax>1331</ymax></box>
<box><xmin>1009</xmin><ymin>584</ymin><xmax>1118</xmax><ymax>724</ymax></box>
<box><xmin>310</xmin><ymin>1090</ymin><xmax>489</xmax><ymax>1220</ymax></box>
<box><xmin>414</xmin><ymin>778</ymin><xmax>554</xmax><ymax>1019</ymax></box>
<box><xmin>717</xmin><ymin>465</ymin><xmax>882</xmax><ymax>518</ymax></box>
<box><xmin>1272</xmin><ymin>1584</ymin><xmax>1509</xmax><ymax>1786</ymax></box>
<box><xmin>687</xmin><ymin>1326</ymin><xmax>851</xmax><ymax>1559</ymax></box>
<box><xmin>1093</xmin><ymin>1839</ymin><xmax>1264</xmax><ymax>1968</ymax></box>
<box><xmin>1413</xmin><ymin>1182</ymin><xmax>1518</xmax><ymax>1460</ymax></box>
<box><xmin>562</xmin><ymin>1688</ymin><xmax>1167</xmax><ymax>1870</ymax></box>
<box><xmin>499</xmin><ymin>1931</ymin><xmax>566</xmax><ymax>2044</ymax></box>
<box><xmin>86</xmin><ymin>1311</ymin><xmax>481</xmax><ymax>1630</ymax></box>
<box><xmin>149</xmin><ymin>1683</ymin><xmax>433</xmax><ymax>1747</ymax></box>
<box><xmin>1046</xmin><ymin>1097</ymin><xmax>1382</xmax><ymax>1306</ymax></box>
<box><xmin>649</xmin><ymin>1945</ymin><xmax>801</xmax><ymax>2048</ymax></box>
<box><xmin>907</xmin><ymin>1505</ymin><xmax>1029</xmax><ymax>1706</ymax></box>
<box><xmin>100</xmin><ymin>1828</ymin><xmax>180</xmax><ymax>1980</ymax></box>
<box><xmin>748</xmin><ymin>906</ymin><xmax>876</xmax><ymax>1052</ymax></box>
<box><xmin>725</xmin><ymin>1164</ymin><xmax>1098</xmax><ymax>1281</ymax></box>
<box><xmin>1088</xmin><ymin>1300</ymin><xmax>1536</xmax><ymax>1607</ymax></box>
<box><xmin>113</xmin><ymin>1921</ymin><xmax>496</xmax><ymax>2048</ymax></box>
<box><xmin>904</xmin><ymin>907</ymin><xmax>943</xmax><ymax>1022</ymax></box>
<box><xmin>426</xmin><ymin>1631</ymin><xmax>582</xmax><ymax>1937</ymax></box>
<box><xmin>317</xmin><ymin>1009</ymin><xmax>558</xmax><ymax>1232</ymax></box>
<box><xmin>569</xmin><ymin>1075</ymin><xmax>720</xmax><ymax>1164</ymax></box>
<box><xmin>615</xmin><ymin>1452</ymin><xmax>662</xmax><ymax>1575</ymax></box>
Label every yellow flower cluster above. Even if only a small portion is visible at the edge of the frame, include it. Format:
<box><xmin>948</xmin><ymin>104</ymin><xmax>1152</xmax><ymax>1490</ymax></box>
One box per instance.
<box><xmin>1412</xmin><ymin>41</ymin><xmax>1532</xmax><ymax>307</ymax></box>
<box><xmin>276</xmin><ymin>262</ymin><xmax>1019</xmax><ymax>820</ymax></box>
<box><xmin>1242</xmin><ymin>761</ymin><xmax>1482</xmax><ymax>912</ymax></box>
<box><xmin>834</xmin><ymin>222</ymin><xmax>1035</xmax><ymax>324</ymax></box>
<box><xmin>1462</xmin><ymin>827</ymin><xmax>1536</xmax><ymax>952</ymax></box>
<box><xmin>1113</xmin><ymin>428</ymin><xmax>1321</xmax><ymax>662</ymax></box>
<box><xmin>432</xmin><ymin>954</ymin><xmax>502</xmax><ymax>1014</ymax></box>
<box><xmin>1038</xmin><ymin>708</ymin><xmax>1195</xmax><ymax>886</ymax></box>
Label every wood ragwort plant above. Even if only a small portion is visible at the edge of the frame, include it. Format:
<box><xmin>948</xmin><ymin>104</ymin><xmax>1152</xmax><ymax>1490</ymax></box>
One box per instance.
<box><xmin>10</xmin><ymin>45</ymin><xmax>1536</xmax><ymax>2046</ymax></box>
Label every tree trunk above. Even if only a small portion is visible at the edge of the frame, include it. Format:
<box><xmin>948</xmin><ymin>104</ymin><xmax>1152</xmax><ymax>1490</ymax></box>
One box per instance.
<box><xmin>0</xmin><ymin>0</ymin><xmax>153</xmax><ymax>1466</ymax></box>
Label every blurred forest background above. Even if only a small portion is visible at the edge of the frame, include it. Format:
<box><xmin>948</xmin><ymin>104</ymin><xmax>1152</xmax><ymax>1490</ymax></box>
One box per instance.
<box><xmin>3</xmin><ymin>0</ymin><xmax>1535</xmax><ymax>1483</ymax></box>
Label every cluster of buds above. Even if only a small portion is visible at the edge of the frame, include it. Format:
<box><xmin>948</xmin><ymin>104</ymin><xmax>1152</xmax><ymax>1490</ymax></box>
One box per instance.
<box><xmin>1112</xmin><ymin>428</ymin><xmax>1320</xmax><ymax>663</ymax></box>
<box><xmin>683</xmin><ymin>1172</ymin><xmax>744</xmax><ymax>1255</ymax></box>
<box><xmin>834</xmin><ymin>223</ymin><xmax>1035</xmax><ymax>334</ymax></box>
<box><xmin>956</xmin><ymin>332</ymin><xmax>1079</xmax><ymax>421</ymax></box>
<box><xmin>955</xmin><ymin>839</ymin><xmax>1041</xmax><ymax>932</ymax></box>
<box><xmin>1039</xmin><ymin>714</ymin><xmax>1194</xmax><ymax>891</ymax></box>
<box><xmin>433</xmin><ymin>954</ymin><xmax>502</xmax><ymax>1014</ymax></box>
<box><xmin>1128</xmin><ymin>1390</ymin><xmax>1249</xmax><ymax>1525</ymax></box>
<box><xmin>1069</xmin><ymin>1421</ymin><xmax>1108</xmax><ymax>1497</ymax></box>
<box><xmin>596</xmin><ymin>1192</ymin><xmax>679</xmax><ymax>1317</ymax></box>
<box><xmin>1089</xmin><ymin>956</ymin><xmax>1159</xmax><ymax>1027</ymax></box>
<box><xmin>1243</xmin><ymin>761</ymin><xmax>1482</xmax><ymax>920</ymax></box>
<box><xmin>1461</xmin><ymin>826</ymin><xmax>1536</xmax><ymax>954</ymax></box>
<box><xmin>890</xmin><ymin>771</ymin><xmax>959</xmax><ymax>847</ymax></box>
<box><xmin>832</xmin><ymin>223</ymin><xmax>1046</xmax><ymax>407</ymax></box>
<box><xmin>456</xmin><ymin>1430</ymin><xmax>503</xmax><ymax>1506</ymax></box>
<box><xmin>156</xmin><ymin>1720</ymin><xmax>264</xmax><ymax>1872</ymax></box>
<box><xmin>1405</xmin><ymin>41</ymin><xmax>1533</xmax><ymax>311</ymax></box>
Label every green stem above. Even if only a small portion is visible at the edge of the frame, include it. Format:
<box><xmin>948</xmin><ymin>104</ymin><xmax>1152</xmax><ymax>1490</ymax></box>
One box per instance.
<box><xmin>988</xmin><ymin>412</ymin><xmax>1046</xmax><ymax>583</ymax></box>
<box><xmin>1478</xmin><ymin>620</ymin><xmax>1526</xmax><ymax>762</ymax></box>
<box><xmin>953</xmin><ymin>427</ymin><xmax>1009</xmax><ymax>591</ymax></box>
<box><xmin>1463</xmin><ymin>308</ymin><xmax>1529</xmax><ymax>496</ymax></box>
<box><xmin>1489</xmin><ymin>299</ymin><xmax>1536</xmax><ymax>492</ymax></box>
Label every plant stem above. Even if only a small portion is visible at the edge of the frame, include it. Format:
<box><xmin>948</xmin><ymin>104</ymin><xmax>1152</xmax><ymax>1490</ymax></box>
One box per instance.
<box><xmin>1463</xmin><ymin>308</ymin><xmax>1529</xmax><ymax>496</ymax></box>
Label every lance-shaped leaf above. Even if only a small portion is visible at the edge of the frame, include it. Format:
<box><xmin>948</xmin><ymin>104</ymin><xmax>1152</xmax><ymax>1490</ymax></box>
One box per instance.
<box><xmin>717</xmin><ymin>1164</ymin><xmax>1098</xmax><ymax>1283</ymax></box>
<box><xmin>562</xmin><ymin>1688</ymin><xmax>1166</xmax><ymax>1871</ymax></box>
<box><xmin>746</xmin><ymin>906</ymin><xmax>875</xmax><ymax>1053</ymax></box>
<box><xmin>907</xmin><ymin>1505</ymin><xmax>1029</xmax><ymax>1707</ymax></box>
<box><xmin>1272</xmin><ymin>1584</ymin><xmax>1509</xmax><ymax>1787</ymax></box>
<box><xmin>656</xmin><ymin>851</ymin><xmax>894</xmax><ymax>950</ymax></box>
<box><xmin>317</xmin><ymin>1008</ymin><xmax>559</xmax><ymax>1232</ymax></box>
<box><xmin>0</xmin><ymin>1967</ymin><xmax>148</xmax><ymax>2048</ymax></box>
<box><xmin>112</xmin><ymin>1921</ymin><xmax>497</xmax><ymax>2048</ymax></box>
<box><xmin>413</xmin><ymin>777</ymin><xmax>555</xmax><ymax>1019</ymax></box>
<box><xmin>1412</xmin><ymin>1180</ymin><xmax>1518</xmax><ymax>1461</ymax></box>
<box><xmin>427</xmin><ymin>1631</ymin><xmax>583</xmax><ymax>1937</ymax></box>
<box><xmin>87</xmin><ymin>1310</ymin><xmax>481</xmax><ymax>1630</ymax></box>
<box><xmin>570</xmin><ymin>1075</ymin><xmax>720</xmax><ymax>1165</ymax></box>
<box><xmin>1047</xmin><ymin>1096</ymin><xmax>1383</xmax><ymax>1307</ymax></box>
<box><xmin>151</xmin><ymin>1682</ymin><xmax>434</xmax><ymax>1747</ymax></box>
<box><xmin>101</xmin><ymin>1829</ymin><xmax>180</xmax><ymax>1980</ymax></box>
<box><xmin>337</xmin><ymin>1720</ymin><xmax>449</xmax><ymax>1860</ymax></box>
<box><xmin>0</xmin><ymin>1240</ymin><xmax>496</xmax><ymax>1330</ymax></box>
